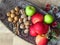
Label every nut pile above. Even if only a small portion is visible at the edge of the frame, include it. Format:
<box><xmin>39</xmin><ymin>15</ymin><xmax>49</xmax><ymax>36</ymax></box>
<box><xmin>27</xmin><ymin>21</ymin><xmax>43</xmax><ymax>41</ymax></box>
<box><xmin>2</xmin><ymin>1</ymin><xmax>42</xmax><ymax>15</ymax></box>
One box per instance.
<box><xmin>7</xmin><ymin>6</ymin><xmax>20</xmax><ymax>23</ymax></box>
<box><xmin>19</xmin><ymin>9</ymin><xmax>31</xmax><ymax>34</ymax></box>
<box><xmin>6</xmin><ymin>6</ymin><xmax>31</xmax><ymax>35</ymax></box>
<box><xmin>13</xmin><ymin>22</ymin><xmax>20</xmax><ymax>35</ymax></box>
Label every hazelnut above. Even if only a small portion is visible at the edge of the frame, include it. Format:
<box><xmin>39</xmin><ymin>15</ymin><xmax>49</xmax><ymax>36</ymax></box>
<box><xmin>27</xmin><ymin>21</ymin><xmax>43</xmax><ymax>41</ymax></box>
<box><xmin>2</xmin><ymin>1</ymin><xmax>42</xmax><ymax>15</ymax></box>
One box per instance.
<box><xmin>23</xmin><ymin>18</ymin><xmax>28</xmax><ymax>23</ymax></box>
<box><xmin>11</xmin><ymin>9</ymin><xmax>15</xmax><ymax>14</ymax></box>
<box><xmin>24</xmin><ymin>29</ymin><xmax>29</xmax><ymax>34</ymax></box>
<box><xmin>20</xmin><ymin>9</ymin><xmax>25</xmax><ymax>15</ymax></box>
<box><xmin>15</xmin><ymin>11</ymin><xmax>19</xmax><ymax>15</ymax></box>
<box><xmin>20</xmin><ymin>24</ymin><xmax>25</xmax><ymax>29</ymax></box>
<box><xmin>8</xmin><ymin>17</ymin><xmax>13</xmax><ymax>22</ymax></box>
<box><xmin>24</xmin><ymin>21</ymin><xmax>30</xmax><ymax>26</ymax></box>
<box><xmin>13</xmin><ymin>20</ymin><xmax>17</xmax><ymax>23</ymax></box>
<box><xmin>14</xmin><ymin>16</ymin><xmax>18</xmax><ymax>21</ymax></box>
<box><xmin>10</xmin><ymin>13</ymin><xmax>15</xmax><ymax>18</ymax></box>
<box><xmin>19</xmin><ymin>18</ymin><xmax>23</xmax><ymax>23</ymax></box>
<box><xmin>25</xmin><ymin>25</ymin><xmax>29</xmax><ymax>29</ymax></box>
<box><xmin>7</xmin><ymin>12</ymin><xmax>11</xmax><ymax>17</ymax></box>
<box><xmin>21</xmin><ymin>30</ymin><xmax>28</xmax><ymax>37</ymax></box>
<box><xmin>21</xmin><ymin>15</ymin><xmax>26</xmax><ymax>18</ymax></box>
<box><xmin>15</xmin><ymin>6</ymin><xmax>19</xmax><ymax>12</ymax></box>
<box><xmin>28</xmin><ymin>16</ymin><xmax>31</xmax><ymax>20</ymax></box>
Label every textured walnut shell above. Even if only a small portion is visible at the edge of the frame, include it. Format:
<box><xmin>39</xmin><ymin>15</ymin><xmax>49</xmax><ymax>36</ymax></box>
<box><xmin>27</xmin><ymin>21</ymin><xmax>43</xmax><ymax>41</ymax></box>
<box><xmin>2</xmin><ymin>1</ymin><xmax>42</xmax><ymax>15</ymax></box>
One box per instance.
<box><xmin>11</xmin><ymin>9</ymin><xmax>15</xmax><ymax>14</ymax></box>
<box><xmin>13</xmin><ymin>20</ymin><xmax>17</xmax><ymax>23</ymax></box>
<box><xmin>8</xmin><ymin>17</ymin><xmax>13</xmax><ymax>22</ymax></box>
<box><xmin>24</xmin><ymin>29</ymin><xmax>29</xmax><ymax>34</ymax></box>
<box><xmin>20</xmin><ymin>24</ymin><xmax>25</xmax><ymax>29</ymax></box>
<box><xmin>14</xmin><ymin>16</ymin><xmax>19</xmax><ymax>21</ymax></box>
<box><xmin>28</xmin><ymin>16</ymin><xmax>31</xmax><ymax>20</ymax></box>
<box><xmin>24</xmin><ymin>21</ymin><xmax>30</xmax><ymax>26</ymax></box>
<box><xmin>20</xmin><ymin>9</ymin><xmax>25</xmax><ymax>15</ymax></box>
<box><xmin>19</xmin><ymin>18</ymin><xmax>23</xmax><ymax>23</ymax></box>
<box><xmin>23</xmin><ymin>18</ymin><xmax>28</xmax><ymax>23</ymax></box>
<box><xmin>21</xmin><ymin>30</ymin><xmax>28</xmax><ymax>37</ymax></box>
<box><xmin>21</xmin><ymin>15</ymin><xmax>26</xmax><ymax>18</ymax></box>
<box><xmin>15</xmin><ymin>11</ymin><xmax>20</xmax><ymax>15</ymax></box>
<box><xmin>25</xmin><ymin>25</ymin><xmax>29</xmax><ymax>29</ymax></box>
<box><xmin>15</xmin><ymin>6</ymin><xmax>19</xmax><ymax>12</ymax></box>
<box><xmin>10</xmin><ymin>13</ymin><xmax>15</xmax><ymax>18</ymax></box>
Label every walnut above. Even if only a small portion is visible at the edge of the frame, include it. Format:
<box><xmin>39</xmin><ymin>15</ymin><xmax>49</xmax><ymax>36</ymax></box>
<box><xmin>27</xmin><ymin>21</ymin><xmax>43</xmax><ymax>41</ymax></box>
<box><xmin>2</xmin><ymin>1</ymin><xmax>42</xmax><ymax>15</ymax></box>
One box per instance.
<box><xmin>24</xmin><ymin>21</ymin><xmax>30</xmax><ymax>26</ymax></box>
<box><xmin>10</xmin><ymin>13</ymin><xmax>15</xmax><ymax>18</ymax></box>
<box><xmin>15</xmin><ymin>11</ymin><xmax>19</xmax><ymax>15</ymax></box>
<box><xmin>19</xmin><ymin>18</ymin><xmax>23</xmax><ymax>23</ymax></box>
<box><xmin>20</xmin><ymin>24</ymin><xmax>25</xmax><ymax>29</ymax></box>
<box><xmin>8</xmin><ymin>17</ymin><xmax>13</xmax><ymax>22</ymax></box>
<box><xmin>15</xmin><ymin>6</ymin><xmax>19</xmax><ymax>12</ymax></box>
<box><xmin>14</xmin><ymin>16</ymin><xmax>18</xmax><ymax>21</ymax></box>
<box><xmin>11</xmin><ymin>9</ymin><xmax>15</xmax><ymax>14</ymax></box>
<box><xmin>24</xmin><ymin>29</ymin><xmax>29</xmax><ymax>34</ymax></box>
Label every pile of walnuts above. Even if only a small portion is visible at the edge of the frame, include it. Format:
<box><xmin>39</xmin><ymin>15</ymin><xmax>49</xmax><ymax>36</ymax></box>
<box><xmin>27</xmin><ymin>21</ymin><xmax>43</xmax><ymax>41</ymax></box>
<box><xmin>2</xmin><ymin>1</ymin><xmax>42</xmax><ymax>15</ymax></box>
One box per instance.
<box><xmin>6</xmin><ymin>6</ymin><xmax>31</xmax><ymax>35</ymax></box>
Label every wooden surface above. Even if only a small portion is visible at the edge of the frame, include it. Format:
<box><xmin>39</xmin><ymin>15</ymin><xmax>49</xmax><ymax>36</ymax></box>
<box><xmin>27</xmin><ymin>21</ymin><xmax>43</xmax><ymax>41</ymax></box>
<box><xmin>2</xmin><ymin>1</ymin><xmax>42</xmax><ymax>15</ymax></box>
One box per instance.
<box><xmin>0</xmin><ymin>0</ymin><xmax>60</xmax><ymax>45</ymax></box>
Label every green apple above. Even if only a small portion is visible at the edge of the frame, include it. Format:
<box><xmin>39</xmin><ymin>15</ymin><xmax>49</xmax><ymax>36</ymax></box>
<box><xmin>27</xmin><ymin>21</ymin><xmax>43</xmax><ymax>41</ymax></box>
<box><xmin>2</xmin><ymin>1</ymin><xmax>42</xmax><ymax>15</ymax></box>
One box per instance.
<box><xmin>44</xmin><ymin>14</ymin><xmax>54</xmax><ymax>24</ymax></box>
<box><xmin>25</xmin><ymin>5</ymin><xmax>36</xmax><ymax>16</ymax></box>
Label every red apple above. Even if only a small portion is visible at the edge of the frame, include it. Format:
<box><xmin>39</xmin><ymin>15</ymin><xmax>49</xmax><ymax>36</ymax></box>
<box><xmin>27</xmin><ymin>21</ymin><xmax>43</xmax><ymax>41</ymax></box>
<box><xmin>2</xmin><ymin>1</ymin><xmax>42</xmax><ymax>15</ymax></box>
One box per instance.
<box><xmin>33</xmin><ymin>22</ymin><xmax>45</xmax><ymax>35</ymax></box>
<box><xmin>29</xmin><ymin>25</ymin><xmax>37</xmax><ymax>36</ymax></box>
<box><xmin>31</xmin><ymin>13</ymin><xmax>44</xmax><ymax>24</ymax></box>
<box><xmin>36</xmin><ymin>35</ymin><xmax>48</xmax><ymax>45</ymax></box>
<box><xmin>44</xmin><ymin>24</ymin><xmax>49</xmax><ymax>34</ymax></box>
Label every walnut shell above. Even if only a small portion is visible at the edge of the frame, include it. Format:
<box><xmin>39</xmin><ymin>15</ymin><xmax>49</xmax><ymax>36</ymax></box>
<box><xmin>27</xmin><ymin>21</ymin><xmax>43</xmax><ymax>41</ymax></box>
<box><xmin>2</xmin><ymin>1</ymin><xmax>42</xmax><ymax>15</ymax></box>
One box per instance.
<box><xmin>23</xmin><ymin>18</ymin><xmax>28</xmax><ymax>23</ymax></box>
<box><xmin>10</xmin><ymin>13</ymin><xmax>15</xmax><ymax>18</ymax></box>
<box><xmin>21</xmin><ymin>15</ymin><xmax>26</xmax><ymax>18</ymax></box>
<box><xmin>20</xmin><ymin>9</ymin><xmax>25</xmax><ymax>15</ymax></box>
<box><xmin>11</xmin><ymin>9</ymin><xmax>15</xmax><ymax>14</ymax></box>
<box><xmin>24</xmin><ymin>21</ymin><xmax>30</xmax><ymax>26</ymax></box>
<box><xmin>15</xmin><ymin>11</ymin><xmax>19</xmax><ymax>15</ymax></box>
<box><xmin>14</xmin><ymin>16</ymin><xmax>19</xmax><ymax>21</ymax></box>
<box><xmin>24</xmin><ymin>29</ymin><xmax>29</xmax><ymax>34</ymax></box>
<box><xmin>20</xmin><ymin>24</ymin><xmax>25</xmax><ymax>29</ymax></box>
<box><xmin>13</xmin><ymin>20</ymin><xmax>17</xmax><ymax>23</ymax></box>
<box><xmin>8</xmin><ymin>17</ymin><xmax>13</xmax><ymax>22</ymax></box>
<box><xmin>25</xmin><ymin>25</ymin><xmax>29</xmax><ymax>29</ymax></box>
<box><xmin>28</xmin><ymin>16</ymin><xmax>31</xmax><ymax>20</ymax></box>
<box><xmin>19</xmin><ymin>18</ymin><xmax>23</xmax><ymax>23</ymax></box>
<box><xmin>15</xmin><ymin>6</ymin><xmax>19</xmax><ymax>12</ymax></box>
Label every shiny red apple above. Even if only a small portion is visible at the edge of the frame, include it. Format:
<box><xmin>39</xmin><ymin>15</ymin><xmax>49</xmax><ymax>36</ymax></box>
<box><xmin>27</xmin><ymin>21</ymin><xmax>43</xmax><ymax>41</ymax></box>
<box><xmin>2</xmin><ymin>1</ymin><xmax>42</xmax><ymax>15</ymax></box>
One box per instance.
<box><xmin>35</xmin><ymin>35</ymin><xmax>48</xmax><ymax>45</ymax></box>
<box><xmin>31</xmin><ymin>13</ymin><xmax>44</xmax><ymax>24</ymax></box>
<box><xmin>33</xmin><ymin>22</ymin><xmax>45</xmax><ymax>35</ymax></box>
<box><xmin>29</xmin><ymin>25</ymin><xmax>37</xmax><ymax>36</ymax></box>
<box><xmin>29</xmin><ymin>22</ymin><xmax>49</xmax><ymax>36</ymax></box>
<box><xmin>44</xmin><ymin>24</ymin><xmax>49</xmax><ymax>34</ymax></box>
